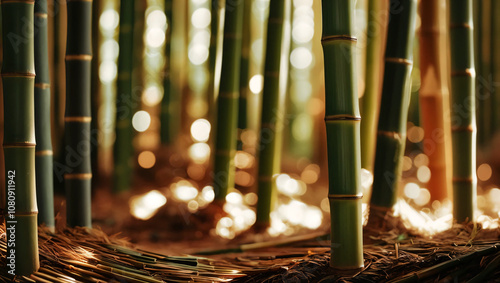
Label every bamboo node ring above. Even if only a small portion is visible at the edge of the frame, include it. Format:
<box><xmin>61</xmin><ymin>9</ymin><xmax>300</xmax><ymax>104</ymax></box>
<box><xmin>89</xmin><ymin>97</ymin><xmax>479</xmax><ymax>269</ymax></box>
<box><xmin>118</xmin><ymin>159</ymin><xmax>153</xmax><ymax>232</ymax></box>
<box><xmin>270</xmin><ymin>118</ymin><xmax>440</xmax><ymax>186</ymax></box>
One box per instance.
<box><xmin>65</xmin><ymin>116</ymin><xmax>92</xmax><ymax>123</ymax></box>
<box><xmin>36</xmin><ymin>150</ymin><xmax>54</xmax><ymax>156</ymax></box>
<box><xmin>64</xmin><ymin>173</ymin><xmax>92</xmax><ymax>180</ymax></box>
<box><xmin>451</xmin><ymin>68</ymin><xmax>475</xmax><ymax>77</ymax></box>
<box><xmin>65</xmin><ymin>54</ymin><xmax>92</xmax><ymax>61</ymax></box>
<box><xmin>321</xmin><ymin>35</ymin><xmax>357</xmax><ymax>43</ymax></box>
<box><xmin>3</xmin><ymin>142</ymin><xmax>36</xmax><ymax>148</ymax></box>
<box><xmin>328</xmin><ymin>194</ymin><xmax>363</xmax><ymax>200</ymax></box>
<box><xmin>324</xmin><ymin>115</ymin><xmax>361</xmax><ymax>121</ymax></box>
<box><xmin>385</xmin><ymin>57</ymin><xmax>413</xmax><ymax>65</ymax></box>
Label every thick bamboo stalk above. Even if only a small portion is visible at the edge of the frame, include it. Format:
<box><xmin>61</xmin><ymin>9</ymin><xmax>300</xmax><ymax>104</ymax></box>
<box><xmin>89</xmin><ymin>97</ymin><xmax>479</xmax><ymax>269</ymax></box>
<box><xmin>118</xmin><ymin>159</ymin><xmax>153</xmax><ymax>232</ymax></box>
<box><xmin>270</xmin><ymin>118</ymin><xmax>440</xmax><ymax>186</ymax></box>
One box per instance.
<box><xmin>113</xmin><ymin>0</ymin><xmax>135</xmax><ymax>193</ymax></box>
<box><xmin>256</xmin><ymin>0</ymin><xmax>291</xmax><ymax>226</ymax></box>
<box><xmin>360</xmin><ymin>0</ymin><xmax>389</xmax><ymax>171</ymax></box>
<box><xmin>212</xmin><ymin>0</ymin><xmax>244</xmax><ymax>201</ymax></box>
<box><xmin>1</xmin><ymin>0</ymin><xmax>40</xmax><ymax>275</ymax></box>
<box><xmin>160</xmin><ymin>0</ymin><xmax>176</xmax><ymax>145</ymax></box>
<box><xmin>34</xmin><ymin>0</ymin><xmax>55</xmax><ymax>229</ymax></box>
<box><xmin>369</xmin><ymin>0</ymin><xmax>417</xmax><ymax>211</ymax></box>
<box><xmin>320</xmin><ymin>0</ymin><xmax>363</xmax><ymax>270</ymax></box>
<box><xmin>418</xmin><ymin>0</ymin><xmax>452</xmax><ymax>202</ymax></box>
<box><xmin>237</xmin><ymin>0</ymin><xmax>251</xmax><ymax>150</ymax></box>
<box><xmin>449</xmin><ymin>0</ymin><xmax>476</xmax><ymax>223</ymax></box>
<box><xmin>65</xmin><ymin>0</ymin><xmax>93</xmax><ymax>227</ymax></box>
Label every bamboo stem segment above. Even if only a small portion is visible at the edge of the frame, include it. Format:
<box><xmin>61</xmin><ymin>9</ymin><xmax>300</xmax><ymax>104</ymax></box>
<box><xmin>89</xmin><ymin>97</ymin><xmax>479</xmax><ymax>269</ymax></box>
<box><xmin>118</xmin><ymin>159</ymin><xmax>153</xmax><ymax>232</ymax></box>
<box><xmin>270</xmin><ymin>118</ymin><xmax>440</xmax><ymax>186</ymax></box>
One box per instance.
<box><xmin>256</xmin><ymin>0</ymin><xmax>291</xmax><ymax>226</ymax></box>
<box><xmin>65</xmin><ymin>0</ymin><xmax>93</xmax><ymax>227</ymax></box>
<box><xmin>212</xmin><ymin>0</ymin><xmax>244</xmax><ymax>201</ymax></box>
<box><xmin>449</xmin><ymin>0</ymin><xmax>477</xmax><ymax>223</ymax></box>
<box><xmin>34</xmin><ymin>0</ymin><xmax>55</xmax><ymax>230</ymax></box>
<box><xmin>160</xmin><ymin>0</ymin><xmax>176</xmax><ymax>145</ymax></box>
<box><xmin>113</xmin><ymin>0</ymin><xmax>135</xmax><ymax>193</ymax></box>
<box><xmin>360</xmin><ymin>0</ymin><xmax>389</xmax><ymax>171</ymax></box>
<box><xmin>320</xmin><ymin>0</ymin><xmax>363</xmax><ymax>270</ymax></box>
<box><xmin>418</xmin><ymin>0</ymin><xmax>452</xmax><ymax>202</ymax></box>
<box><xmin>369</xmin><ymin>0</ymin><xmax>417</xmax><ymax>211</ymax></box>
<box><xmin>1</xmin><ymin>0</ymin><xmax>40</xmax><ymax>275</ymax></box>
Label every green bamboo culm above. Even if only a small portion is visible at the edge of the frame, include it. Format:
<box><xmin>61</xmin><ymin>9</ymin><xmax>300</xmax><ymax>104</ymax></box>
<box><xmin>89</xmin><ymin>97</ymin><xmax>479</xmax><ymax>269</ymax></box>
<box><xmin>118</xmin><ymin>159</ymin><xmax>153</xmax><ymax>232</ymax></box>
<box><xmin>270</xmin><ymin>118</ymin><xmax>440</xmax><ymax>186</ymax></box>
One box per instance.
<box><xmin>449</xmin><ymin>0</ymin><xmax>477</xmax><ymax>223</ymax></box>
<box><xmin>360</xmin><ymin>0</ymin><xmax>388</xmax><ymax>171</ymax></box>
<box><xmin>65</xmin><ymin>0</ymin><xmax>93</xmax><ymax>227</ymax></box>
<box><xmin>368</xmin><ymin>0</ymin><xmax>417</xmax><ymax>214</ymax></box>
<box><xmin>320</xmin><ymin>0</ymin><xmax>364</xmax><ymax>270</ymax></box>
<box><xmin>34</xmin><ymin>0</ymin><xmax>55</xmax><ymax>230</ymax></box>
<box><xmin>113</xmin><ymin>0</ymin><xmax>135</xmax><ymax>193</ymax></box>
<box><xmin>256</xmin><ymin>0</ymin><xmax>291</xmax><ymax>226</ymax></box>
<box><xmin>1</xmin><ymin>0</ymin><xmax>40</xmax><ymax>275</ymax></box>
<box><xmin>90</xmin><ymin>0</ymin><xmax>100</xmax><ymax>187</ymax></box>
<box><xmin>160</xmin><ymin>0</ymin><xmax>176</xmax><ymax>145</ymax></box>
<box><xmin>212</xmin><ymin>0</ymin><xmax>244</xmax><ymax>201</ymax></box>
<box><xmin>491</xmin><ymin>0</ymin><xmax>500</xmax><ymax>135</ymax></box>
<box><xmin>237</xmin><ymin>0</ymin><xmax>251</xmax><ymax>150</ymax></box>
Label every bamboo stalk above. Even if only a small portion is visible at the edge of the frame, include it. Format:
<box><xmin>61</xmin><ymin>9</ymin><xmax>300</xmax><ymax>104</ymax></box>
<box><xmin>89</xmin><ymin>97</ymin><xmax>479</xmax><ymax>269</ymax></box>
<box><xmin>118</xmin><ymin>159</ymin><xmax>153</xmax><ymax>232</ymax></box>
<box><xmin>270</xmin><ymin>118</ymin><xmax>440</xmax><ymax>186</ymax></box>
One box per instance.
<box><xmin>65</xmin><ymin>0</ymin><xmax>93</xmax><ymax>227</ymax></box>
<box><xmin>369</xmin><ymin>0</ymin><xmax>417</xmax><ymax>213</ymax></box>
<box><xmin>449</xmin><ymin>0</ymin><xmax>476</xmax><ymax>223</ymax></box>
<box><xmin>418</xmin><ymin>0</ymin><xmax>452</xmax><ymax>202</ymax></box>
<box><xmin>90</xmin><ymin>0</ymin><xmax>100</xmax><ymax>187</ymax></box>
<box><xmin>360</xmin><ymin>0</ymin><xmax>389</xmax><ymax>171</ymax></box>
<box><xmin>34</xmin><ymin>0</ymin><xmax>55</xmax><ymax>229</ymax></box>
<box><xmin>256</xmin><ymin>0</ymin><xmax>291</xmax><ymax>226</ymax></box>
<box><xmin>478</xmin><ymin>0</ymin><xmax>492</xmax><ymax>145</ymax></box>
<box><xmin>491</xmin><ymin>0</ymin><xmax>500</xmax><ymax>135</ymax></box>
<box><xmin>1</xmin><ymin>0</ymin><xmax>40</xmax><ymax>275</ymax></box>
<box><xmin>160</xmin><ymin>0</ymin><xmax>175</xmax><ymax>145</ymax></box>
<box><xmin>212</xmin><ymin>0</ymin><xmax>244</xmax><ymax>201</ymax></box>
<box><xmin>113</xmin><ymin>0</ymin><xmax>135</xmax><ymax>193</ymax></box>
<box><xmin>237</xmin><ymin>0</ymin><xmax>251</xmax><ymax>150</ymax></box>
<box><xmin>320</xmin><ymin>0</ymin><xmax>364</xmax><ymax>270</ymax></box>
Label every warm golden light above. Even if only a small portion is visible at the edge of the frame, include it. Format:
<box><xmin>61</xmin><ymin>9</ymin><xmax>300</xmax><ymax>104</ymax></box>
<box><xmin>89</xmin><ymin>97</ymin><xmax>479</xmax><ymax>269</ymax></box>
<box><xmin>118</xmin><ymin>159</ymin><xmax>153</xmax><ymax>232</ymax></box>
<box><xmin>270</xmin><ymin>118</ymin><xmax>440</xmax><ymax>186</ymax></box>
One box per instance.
<box><xmin>417</xmin><ymin>166</ymin><xmax>431</xmax><ymax>183</ymax></box>
<box><xmin>234</xmin><ymin>151</ymin><xmax>254</xmax><ymax>169</ymax></box>
<box><xmin>407</xmin><ymin>126</ymin><xmax>424</xmax><ymax>143</ymax></box>
<box><xmin>190</xmin><ymin>119</ymin><xmax>211</xmax><ymax>142</ymax></box>
<box><xmin>188</xmin><ymin>142</ymin><xmax>211</xmax><ymax>163</ymax></box>
<box><xmin>132</xmin><ymin>111</ymin><xmax>151</xmax><ymax>132</ymax></box>
<box><xmin>477</xmin><ymin>163</ymin><xmax>492</xmax><ymax>182</ymax></box>
<box><xmin>138</xmin><ymin>151</ymin><xmax>156</xmax><ymax>169</ymax></box>
<box><xmin>130</xmin><ymin>190</ymin><xmax>167</xmax><ymax>220</ymax></box>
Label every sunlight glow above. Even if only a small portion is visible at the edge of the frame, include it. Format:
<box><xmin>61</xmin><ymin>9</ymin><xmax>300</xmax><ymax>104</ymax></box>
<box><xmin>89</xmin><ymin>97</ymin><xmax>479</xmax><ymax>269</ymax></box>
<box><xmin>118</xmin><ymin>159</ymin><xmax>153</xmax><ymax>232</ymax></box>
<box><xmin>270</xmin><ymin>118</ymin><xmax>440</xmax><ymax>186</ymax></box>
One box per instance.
<box><xmin>132</xmin><ymin>111</ymin><xmax>151</xmax><ymax>132</ymax></box>
<box><xmin>130</xmin><ymin>190</ymin><xmax>167</xmax><ymax>220</ymax></box>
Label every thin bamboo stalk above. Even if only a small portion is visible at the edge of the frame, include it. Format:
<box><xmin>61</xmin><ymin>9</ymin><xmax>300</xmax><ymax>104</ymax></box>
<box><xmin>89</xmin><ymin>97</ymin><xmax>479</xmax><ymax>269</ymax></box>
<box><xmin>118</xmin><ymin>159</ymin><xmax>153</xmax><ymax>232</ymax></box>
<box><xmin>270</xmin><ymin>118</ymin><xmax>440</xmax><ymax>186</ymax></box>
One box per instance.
<box><xmin>90</xmin><ymin>0</ymin><xmax>100</xmax><ymax>187</ymax></box>
<box><xmin>212</xmin><ymin>0</ymin><xmax>244</xmax><ymax>201</ymax></box>
<box><xmin>418</xmin><ymin>0</ymin><xmax>452</xmax><ymax>202</ymax></box>
<box><xmin>34</xmin><ymin>0</ymin><xmax>55</xmax><ymax>229</ymax></box>
<box><xmin>1</xmin><ymin>0</ymin><xmax>40</xmax><ymax>275</ymax></box>
<box><xmin>256</xmin><ymin>0</ymin><xmax>291</xmax><ymax>226</ymax></box>
<box><xmin>320</xmin><ymin>0</ymin><xmax>363</xmax><ymax>270</ymax></box>
<box><xmin>369</xmin><ymin>0</ymin><xmax>417</xmax><ymax>213</ymax></box>
<box><xmin>479</xmin><ymin>0</ymin><xmax>492</xmax><ymax>145</ymax></box>
<box><xmin>160</xmin><ymin>0</ymin><xmax>175</xmax><ymax>145</ymax></box>
<box><xmin>449</xmin><ymin>0</ymin><xmax>476</xmax><ymax>223</ymax></box>
<box><xmin>491</xmin><ymin>0</ymin><xmax>500</xmax><ymax>135</ymax></box>
<box><xmin>360</xmin><ymin>0</ymin><xmax>389</xmax><ymax>171</ymax></box>
<box><xmin>475</xmin><ymin>0</ymin><xmax>492</xmax><ymax>146</ymax></box>
<box><xmin>237</xmin><ymin>0</ymin><xmax>251</xmax><ymax>150</ymax></box>
<box><xmin>113</xmin><ymin>0</ymin><xmax>135</xmax><ymax>193</ymax></box>
<box><xmin>65</xmin><ymin>0</ymin><xmax>93</xmax><ymax>227</ymax></box>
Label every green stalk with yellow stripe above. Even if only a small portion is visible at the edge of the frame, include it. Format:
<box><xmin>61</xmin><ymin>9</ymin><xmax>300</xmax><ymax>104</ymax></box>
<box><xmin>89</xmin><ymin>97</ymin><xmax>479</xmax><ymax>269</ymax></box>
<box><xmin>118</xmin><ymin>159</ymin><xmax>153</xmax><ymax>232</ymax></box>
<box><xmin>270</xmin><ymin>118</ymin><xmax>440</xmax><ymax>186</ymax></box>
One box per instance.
<box><xmin>256</xmin><ymin>0</ymin><xmax>291</xmax><ymax>227</ymax></box>
<box><xmin>212</xmin><ymin>0</ymin><xmax>244</xmax><ymax>201</ymax></box>
<box><xmin>369</xmin><ymin>0</ymin><xmax>417</xmax><ymax>218</ymax></box>
<box><xmin>2</xmin><ymin>0</ymin><xmax>40</xmax><ymax>275</ymax></box>
<box><xmin>449</xmin><ymin>0</ymin><xmax>476</xmax><ymax>223</ymax></box>
<box><xmin>320</xmin><ymin>0</ymin><xmax>363</xmax><ymax>269</ymax></box>
<box><xmin>64</xmin><ymin>0</ymin><xmax>93</xmax><ymax>227</ymax></box>
<box><xmin>34</xmin><ymin>0</ymin><xmax>55</xmax><ymax>230</ymax></box>
<box><xmin>113</xmin><ymin>0</ymin><xmax>134</xmax><ymax>193</ymax></box>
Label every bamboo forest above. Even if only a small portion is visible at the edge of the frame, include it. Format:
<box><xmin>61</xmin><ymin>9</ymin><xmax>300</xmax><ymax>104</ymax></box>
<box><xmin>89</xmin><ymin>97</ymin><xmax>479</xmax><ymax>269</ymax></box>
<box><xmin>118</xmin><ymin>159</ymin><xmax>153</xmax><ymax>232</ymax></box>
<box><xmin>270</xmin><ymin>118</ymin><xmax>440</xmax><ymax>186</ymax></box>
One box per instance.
<box><xmin>2</xmin><ymin>0</ymin><xmax>500</xmax><ymax>281</ymax></box>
